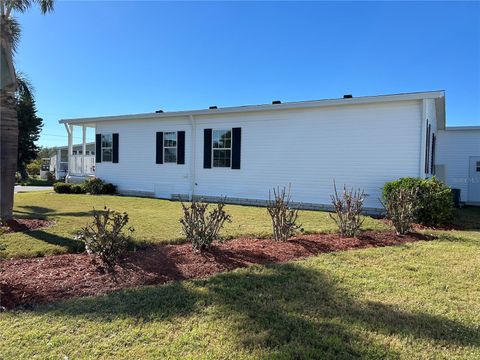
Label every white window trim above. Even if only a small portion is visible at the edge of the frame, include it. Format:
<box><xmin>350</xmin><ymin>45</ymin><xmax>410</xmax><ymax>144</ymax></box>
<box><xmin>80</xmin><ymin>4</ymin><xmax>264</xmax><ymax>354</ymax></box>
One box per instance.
<box><xmin>212</xmin><ymin>128</ymin><xmax>232</xmax><ymax>168</ymax></box>
<box><xmin>163</xmin><ymin>131</ymin><xmax>178</xmax><ymax>164</ymax></box>
<box><xmin>101</xmin><ymin>133</ymin><xmax>113</xmax><ymax>162</ymax></box>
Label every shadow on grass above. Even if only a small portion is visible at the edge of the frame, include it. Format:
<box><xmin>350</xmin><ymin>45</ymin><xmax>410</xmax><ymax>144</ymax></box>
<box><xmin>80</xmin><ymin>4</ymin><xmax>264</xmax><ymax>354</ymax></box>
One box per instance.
<box><xmin>14</xmin><ymin>207</ymin><xmax>95</xmax><ymax>220</ymax></box>
<box><xmin>453</xmin><ymin>207</ymin><xmax>480</xmax><ymax>231</ymax></box>
<box><xmin>25</xmin><ymin>230</ymin><xmax>84</xmax><ymax>253</ymax></box>
<box><xmin>36</xmin><ymin>263</ymin><xmax>479</xmax><ymax>357</ymax></box>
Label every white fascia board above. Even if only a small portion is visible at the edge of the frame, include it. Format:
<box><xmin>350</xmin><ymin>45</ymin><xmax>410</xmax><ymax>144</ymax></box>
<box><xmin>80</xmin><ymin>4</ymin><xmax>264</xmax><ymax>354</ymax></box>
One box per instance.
<box><xmin>445</xmin><ymin>126</ymin><xmax>480</xmax><ymax>131</ymax></box>
<box><xmin>59</xmin><ymin>90</ymin><xmax>445</xmax><ymax>126</ymax></box>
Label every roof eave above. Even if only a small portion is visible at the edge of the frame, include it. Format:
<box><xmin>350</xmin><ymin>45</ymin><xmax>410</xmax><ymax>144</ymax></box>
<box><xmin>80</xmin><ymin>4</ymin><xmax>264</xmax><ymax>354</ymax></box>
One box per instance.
<box><xmin>59</xmin><ymin>90</ymin><xmax>446</xmax><ymax>126</ymax></box>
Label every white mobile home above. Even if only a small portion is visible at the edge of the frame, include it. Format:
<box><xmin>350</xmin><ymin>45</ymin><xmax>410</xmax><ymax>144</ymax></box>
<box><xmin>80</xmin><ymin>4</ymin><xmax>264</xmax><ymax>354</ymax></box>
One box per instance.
<box><xmin>437</xmin><ymin>127</ymin><xmax>480</xmax><ymax>204</ymax></box>
<box><xmin>59</xmin><ymin>91</ymin><xmax>447</xmax><ymax>212</ymax></box>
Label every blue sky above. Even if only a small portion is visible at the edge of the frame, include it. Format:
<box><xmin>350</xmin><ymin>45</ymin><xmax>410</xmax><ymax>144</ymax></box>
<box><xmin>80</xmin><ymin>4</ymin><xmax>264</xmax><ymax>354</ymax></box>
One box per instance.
<box><xmin>15</xmin><ymin>1</ymin><xmax>480</xmax><ymax>147</ymax></box>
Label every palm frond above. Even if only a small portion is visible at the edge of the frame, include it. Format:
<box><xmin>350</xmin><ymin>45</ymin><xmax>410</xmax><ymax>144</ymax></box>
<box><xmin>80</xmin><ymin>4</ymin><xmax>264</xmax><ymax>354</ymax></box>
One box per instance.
<box><xmin>5</xmin><ymin>0</ymin><xmax>54</xmax><ymax>15</ymax></box>
<box><xmin>3</xmin><ymin>16</ymin><xmax>21</xmax><ymax>52</ymax></box>
<box><xmin>38</xmin><ymin>0</ymin><xmax>54</xmax><ymax>14</ymax></box>
<box><xmin>16</xmin><ymin>72</ymin><xmax>33</xmax><ymax>99</ymax></box>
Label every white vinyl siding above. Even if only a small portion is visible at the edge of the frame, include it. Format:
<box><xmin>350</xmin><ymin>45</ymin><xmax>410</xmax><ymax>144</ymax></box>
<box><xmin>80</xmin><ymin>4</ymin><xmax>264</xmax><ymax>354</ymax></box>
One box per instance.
<box><xmin>437</xmin><ymin>129</ymin><xmax>480</xmax><ymax>202</ymax></box>
<box><xmin>96</xmin><ymin>100</ymin><xmax>423</xmax><ymax>209</ymax></box>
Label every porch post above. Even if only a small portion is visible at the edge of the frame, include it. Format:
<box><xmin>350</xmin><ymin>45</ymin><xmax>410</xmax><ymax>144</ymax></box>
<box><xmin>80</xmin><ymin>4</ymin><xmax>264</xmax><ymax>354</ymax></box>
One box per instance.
<box><xmin>82</xmin><ymin>125</ymin><xmax>86</xmax><ymax>175</ymax></box>
<box><xmin>65</xmin><ymin>124</ymin><xmax>73</xmax><ymax>179</ymax></box>
<box><xmin>56</xmin><ymin>148</ymin><xmax>61</xmax><ymax>180</ymax></box>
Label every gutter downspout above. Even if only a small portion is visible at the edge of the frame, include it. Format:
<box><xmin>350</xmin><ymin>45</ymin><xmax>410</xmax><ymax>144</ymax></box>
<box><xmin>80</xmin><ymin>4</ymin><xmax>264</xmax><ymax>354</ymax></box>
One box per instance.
<box><xmin>189</xmin><ymin>115</ymin><xmax>196</xmax><ymax>201</ymax></box>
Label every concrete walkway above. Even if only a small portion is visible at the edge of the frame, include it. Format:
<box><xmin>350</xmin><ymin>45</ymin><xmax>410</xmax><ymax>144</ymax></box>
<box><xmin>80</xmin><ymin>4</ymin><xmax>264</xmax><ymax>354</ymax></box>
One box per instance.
<box><xmin>14</xmin><ymin>186</ymin><xmax>53</xmax><ymax>193</ymax></box>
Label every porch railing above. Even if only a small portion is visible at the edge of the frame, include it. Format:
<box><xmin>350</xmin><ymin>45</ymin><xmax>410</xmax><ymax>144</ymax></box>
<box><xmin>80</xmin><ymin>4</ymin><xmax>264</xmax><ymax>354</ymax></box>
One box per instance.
<box><xmin>70</xmin><ymin>155</ymin><xmax>95</xmax><ymax>176</ymax></box>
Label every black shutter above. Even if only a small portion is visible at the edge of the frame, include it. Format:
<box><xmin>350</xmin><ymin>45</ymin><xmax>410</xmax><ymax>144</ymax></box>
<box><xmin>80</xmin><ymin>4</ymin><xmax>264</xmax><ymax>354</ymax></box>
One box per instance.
<box><xmin>156</xmin><ymin>132</ymin><xmax>163</xmax><ymax>164</ymax></box>
<box><xmin>204</xmin><ymin>129</ymin><xmax>212</xmax><ymax>168</ymax></box>
<box><xmin>431</xmin><ymin>134</ymin><xmax>436</xmax><ymax>174</ymax></box>
<box><xmin>177</xmin><ymin>131</ymin><xmax>185</xmax><ymax>164</ymax></box>
<box><xmin>112</xmin><ymin>133</ymin><xmax>119</xmax><ymax>163</ymax></box>
<box><xmin>95</xmin><ymin>134</ymin><xmax>102</xmax><ymax>163</ymax></box>
<box><xmin>232</xmin><ymin>127</ymin><xmax>241</xmax><ymax>169</ymax></box>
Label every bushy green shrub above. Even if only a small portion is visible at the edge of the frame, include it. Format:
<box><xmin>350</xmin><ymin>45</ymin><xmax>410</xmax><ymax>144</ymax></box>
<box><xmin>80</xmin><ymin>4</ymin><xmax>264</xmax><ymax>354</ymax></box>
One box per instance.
<box><xmin>76</xmin><ymin>207</ymin><xmax>134</xmax><ymax>270</ymax></box>
<box><xmin>383</xmin><ymin>177</ymin><xmax>454</xmax><ymax>226</ymax></box>
<box><xmin>102</xmin><ymin>182</ymin><xmax>117</xmax><ymax>195</ymax></box>
<box><xmin>53</xmin><ymin>182</ymin><xmax>72</xmax><ymax>194</ymax></box>
<box><xmin>83</xmin><ymin>178</ymin><xmax>105</xmax><ymax>194</ymax></box>
<box><xmin>83</xmin><ymin>178</ymin><xmax>116</xmax><ymax>195</ymax></box>
<box><xmin>70</xmin><ymin>184</ymin><xmax>86</xmax><ymax>194</ymax></box>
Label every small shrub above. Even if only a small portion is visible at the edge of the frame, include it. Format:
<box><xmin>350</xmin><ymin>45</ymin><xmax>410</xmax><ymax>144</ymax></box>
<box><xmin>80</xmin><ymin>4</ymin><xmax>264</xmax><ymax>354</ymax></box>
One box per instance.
<box><xmin>83</xmin><ymin>178</ymin><xmax>116</xmax><ymax>195</ymax></box>
<box><xmin>76</xmin><ymin>207</ymin><xmax>134</xmax><ymax>270</ymax></box>
<box><xmin>267</xmin><ymin>186</ymin><xmax>302</xmax><ymax>241</ymax></box>
<box><xmin>53</xmin><ymin>182</ymin><xmax>72</xmax><ymax>194</ymax></box>
<box><xmin>382</xmin><ymin>186</ymin><xmax>419</xmax><ymax>235</ymax></box>
<box><xmin>329</xmin><ymin>182</ymin><xmax>365</xmax><ymax>237</ymax></box>
<box><xmin>83</xmin><ymin>178</ymin><xmax>105</xmax><ymax>194</ymax></box>
<box><xmin>180</xmin><ymin>199</ymin><xmax>232</xmax><ymax>251</ymax></box>
<box><xmin>70</xmin><ymin>184</ymin><xmax>86</xmax><ymax>194</ymax></box>
<box><xmin>383</xmin><ymin>177</ymin><xmax>454</xmax><ymax>226</ymax></box>
<box><xmin>46</xmin><ymin>171</ymin><xmax>55</xmax><ymax>184</ymax></box>
<box><xmin>102</xmin><ymin>182</ymin><xmax>117</xmax><ymax>195</ymax></box>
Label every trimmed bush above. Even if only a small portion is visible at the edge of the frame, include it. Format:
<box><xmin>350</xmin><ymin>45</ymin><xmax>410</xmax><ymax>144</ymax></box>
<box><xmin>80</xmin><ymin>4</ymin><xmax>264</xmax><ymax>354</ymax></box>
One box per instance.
<box><xmin>267</xmin><ymin>186</ymin><xmax>302</xmax><ymax>241</ymax></box>
<box><xmin>330</xmin><ymin>182</ymin><xmax>365</xmax><ymax>238</ymax></box>
<box><xmin>83</xmin><ymin>178</ymin><xmax>105</xmax><ymax>194</ymax></box>
<box><xmin>53</xmin><ymin>182</ymin><xmax>72</xmax><ymax>194</ymax></box>
<box><xmin>83</xmin><ymin>178</ymin><xmax>116</xmax><ymax>195</ymax></box>
<box><xmin>76</xmin><ymin>207</ymin><xmax>134</xmax><ymax>270</ymax></box>
<box><xmin>180</xmin><ymin>199</ymin><xmax>231</xmax><ymax>251</ymax></box>
<box><xmin>382</xmin><ymin>186</ymin><xmax>419</xmax><ymax>235</ymax></box>
<box><xmin>70</xmin><ymin>184</ymin><xmax>86</xmax><ymax>194</ymax></box>
<box><xmin>383</xmin><ymin>177</ymin><xmax>454</xmax><ymax>226</ymax></box>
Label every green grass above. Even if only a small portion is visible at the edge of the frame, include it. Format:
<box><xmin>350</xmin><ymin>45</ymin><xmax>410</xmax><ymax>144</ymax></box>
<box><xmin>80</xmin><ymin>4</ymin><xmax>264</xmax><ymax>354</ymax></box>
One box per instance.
<box><xmin>1</xmin><ymin>191</ymin><xmax>389</xmax><ymax>258</ymax></box>
<box><xmin>0</xmin><ymin>230</ymin><xmax>479</xmax><ymax>359</ymax></box>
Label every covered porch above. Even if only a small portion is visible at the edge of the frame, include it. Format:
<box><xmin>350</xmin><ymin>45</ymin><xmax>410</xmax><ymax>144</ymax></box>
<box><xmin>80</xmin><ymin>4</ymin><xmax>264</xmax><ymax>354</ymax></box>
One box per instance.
<box><xmin>63</xmin><ymin>123</ymin><xmax>96</xmax><ymax>183</ymax></box>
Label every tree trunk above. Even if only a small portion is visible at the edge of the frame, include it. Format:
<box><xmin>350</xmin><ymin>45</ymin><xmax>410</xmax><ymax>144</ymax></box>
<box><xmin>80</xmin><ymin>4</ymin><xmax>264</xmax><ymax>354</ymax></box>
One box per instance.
<box><xmin>0</xmin><ymin>90</ymin><xmax>18</xmax><ymax>219</ymax></box>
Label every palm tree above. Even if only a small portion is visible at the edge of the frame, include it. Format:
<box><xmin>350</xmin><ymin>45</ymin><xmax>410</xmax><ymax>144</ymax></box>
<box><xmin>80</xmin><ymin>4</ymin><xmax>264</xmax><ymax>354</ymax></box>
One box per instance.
<box><xmin>0</xmin><ymin>0</ymin><xmax>53</xmax><ymax>219</ymax></box>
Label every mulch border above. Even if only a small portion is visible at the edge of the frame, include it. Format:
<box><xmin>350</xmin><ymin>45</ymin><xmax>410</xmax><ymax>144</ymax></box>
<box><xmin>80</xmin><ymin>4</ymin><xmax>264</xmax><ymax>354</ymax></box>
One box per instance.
<box><xmin>0</xmin><ymin>230</ymin><xmax>435</xmax><ymax>310</ymax></box>
<box><xmin>1</xmin><ymin>218</ymin><xmax>56</xmax><ymax>234</ymax></box>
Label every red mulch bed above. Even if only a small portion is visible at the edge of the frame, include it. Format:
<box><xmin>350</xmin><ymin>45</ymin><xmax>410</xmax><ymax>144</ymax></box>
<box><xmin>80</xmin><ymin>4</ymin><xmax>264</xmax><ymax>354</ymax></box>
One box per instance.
<box><xmin>1</xmin><ymin>218</ymin><xmax>55</xmax><ymax>233</ymax></box>
<box><xmin>0</xmin><ymin>231</ymin><xmax>434</xmax><ymax>309</ymax></box>
<box><xmin>380</xmin><ymin>218</ymin><xmax>464</xmax><ymax>231</ymax></box>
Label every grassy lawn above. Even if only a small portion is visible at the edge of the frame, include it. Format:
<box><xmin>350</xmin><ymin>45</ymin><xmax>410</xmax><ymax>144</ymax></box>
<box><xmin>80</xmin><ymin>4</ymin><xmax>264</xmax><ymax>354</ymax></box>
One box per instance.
<box><xmin>0</xmin><ymin>228</ymin><xmax>479</xmax><ymax>359</ymax></box>
<box><xmin>1</xmin><ymin>191</ymin><xmax>389</xmax><ymax>258</ymax></box>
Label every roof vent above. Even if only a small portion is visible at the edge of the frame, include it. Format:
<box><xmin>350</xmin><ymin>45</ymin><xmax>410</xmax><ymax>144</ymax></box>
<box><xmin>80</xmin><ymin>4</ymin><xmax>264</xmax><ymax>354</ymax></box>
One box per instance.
<box><xmin>272</xmin><ymin>100</ymin><xmax>282</xmax><ymax>104</ymax></box>
<box><xmin>155</xmin><ymin>110</ymin><xmax>164</xmax><ymax>113</ymax></box>
<box><xmin>343</xmin><ymin>94</ymin><xmax>353</xmax><ymax>99</ymax></box>
<box><xmin>209</xmin><ymin>106</ymin><xmax>218</xmax><ymax>110</ymax></box>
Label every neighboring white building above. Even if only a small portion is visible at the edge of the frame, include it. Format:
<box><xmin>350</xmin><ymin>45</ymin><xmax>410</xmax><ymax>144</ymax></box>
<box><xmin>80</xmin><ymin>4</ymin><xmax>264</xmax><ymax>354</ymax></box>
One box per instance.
<box><xmin>59</xmin><ymin>91</ymin><xmax>447</xmax><ymax>212</ymax></box>
<box><xmin>437</xmin><ymin>127</ymin><xmax>480</xmax><ymax>204</ymax></box>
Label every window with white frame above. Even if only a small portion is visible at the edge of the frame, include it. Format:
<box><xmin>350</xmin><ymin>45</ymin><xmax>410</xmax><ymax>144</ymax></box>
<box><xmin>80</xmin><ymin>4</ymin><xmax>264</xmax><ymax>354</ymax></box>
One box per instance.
<box><xmin>101</xmin><ymin>134</ymin><xmax>113</xmax><ymax>162</ymax></box>
<box><xmin>164</xmin><ymin>131</ymin><xmax>177</xmax><ymax>163</ymax></box>
<box><xmin>213</xmin><ymin>129</ymin><xmax>232</xmax><ymax>167</ymax></box>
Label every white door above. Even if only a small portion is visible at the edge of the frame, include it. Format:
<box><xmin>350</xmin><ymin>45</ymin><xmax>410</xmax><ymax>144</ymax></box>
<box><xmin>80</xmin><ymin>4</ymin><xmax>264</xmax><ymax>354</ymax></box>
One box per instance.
<box><xmin>468</xmin><ymin>156</ymin><xmax>480</xmax><ymax>203</ymax></box>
